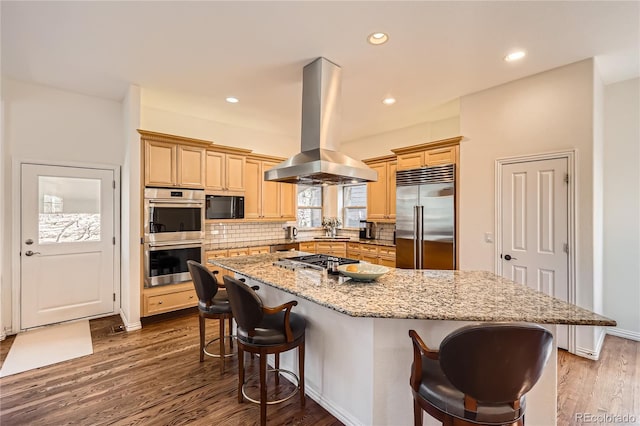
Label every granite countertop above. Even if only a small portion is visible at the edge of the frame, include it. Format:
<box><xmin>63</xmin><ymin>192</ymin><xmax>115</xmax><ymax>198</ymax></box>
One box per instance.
<box><xmin>210</xmin><ymin>252</ymin><xmax>616</xmax><ymax>326</ymax></box>
<box><xmin>206</xmin><ymin>237</ymin><xmax>395</xmax><ymax>251</ymax></box>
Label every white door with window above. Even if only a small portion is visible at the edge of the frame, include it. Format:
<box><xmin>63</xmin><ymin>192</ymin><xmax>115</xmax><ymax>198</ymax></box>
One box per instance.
<box><xmin>500</xmin><ymin>157</ymin><xmax>569</xmax><ymax>349</ymax></box>
<box><xmin>21</xmin><ymin>163</ymin><xmax>116</xmax><ymax>329</ymax></box>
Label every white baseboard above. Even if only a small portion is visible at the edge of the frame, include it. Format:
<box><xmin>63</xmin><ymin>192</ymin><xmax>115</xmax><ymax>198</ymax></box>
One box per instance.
<box><xmin>607</xmin><ymin>327</ymin><xmax>640</xmax><ymax>342</ymax></box>
<box><xmin>575</xmin><ymin>328</ymin><xmax>606</xmax><ymax>360</ymax></box>
<box><xmin>304</xmin><ymin>386</ymin><xmax>362</xmax><ymax>426</ymax></box>
<box><xmin>119</xmin><ymin>310</ymin><xmax>142</xmax><ymax>332</ymax></box>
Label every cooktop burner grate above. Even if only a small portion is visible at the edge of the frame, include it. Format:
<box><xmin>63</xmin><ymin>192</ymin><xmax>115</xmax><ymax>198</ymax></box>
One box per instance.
<box><xmin>286</xmin><ymin>254</ymin><xmax>359</xmax><ymax>268</ymax></box>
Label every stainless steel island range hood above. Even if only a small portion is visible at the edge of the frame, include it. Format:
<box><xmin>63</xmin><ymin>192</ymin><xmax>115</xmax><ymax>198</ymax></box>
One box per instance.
<box><xmin>264</xmin><ymin>57</ymin><xmax>378</xmax><ymax>185</ymax></box>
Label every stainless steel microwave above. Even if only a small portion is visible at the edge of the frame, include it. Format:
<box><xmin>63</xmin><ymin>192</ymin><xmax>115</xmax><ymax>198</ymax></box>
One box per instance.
<box><xmin>205</xmin><ymin>195</ymin><xmax>244</xmax><ymax>219</ymax></box>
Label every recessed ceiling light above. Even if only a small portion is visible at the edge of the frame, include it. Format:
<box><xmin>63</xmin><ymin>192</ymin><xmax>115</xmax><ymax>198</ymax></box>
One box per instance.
<box><xmin>382</xmin><ymin>97</ymin><xmax>396</xmax><ymax>105</ymax></box>
<box><xmin>368</xmin><ymin>32</ymin><xmax>389</xmax><ymax>45</ymax></box>
<box><xmin>504</xmin><ymin>51</ymin><xmax>526</xmax><ymax>62</ymax></box>
<box><xmin>225</xmin><ymin>97</ymin><xmax>239</xmax><ymax>103</ymax></box>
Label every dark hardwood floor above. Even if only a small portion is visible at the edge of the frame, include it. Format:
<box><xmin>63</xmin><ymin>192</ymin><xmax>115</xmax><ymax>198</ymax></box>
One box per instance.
<box><xmin>1</xmin><ymin>311</ymin><xmax>638</xmax><ymax>425</ymax></box>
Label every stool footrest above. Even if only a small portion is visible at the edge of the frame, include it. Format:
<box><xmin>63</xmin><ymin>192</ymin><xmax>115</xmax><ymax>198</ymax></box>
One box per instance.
<box><xmin>241</xmin><ymin>369</ymin><xmax>299</xmax><ymax>405</ymax></box>
<box><xmin>203</xmin><ymin>335</ymin><xmax>236</xmax><ymax>358</ymax></box>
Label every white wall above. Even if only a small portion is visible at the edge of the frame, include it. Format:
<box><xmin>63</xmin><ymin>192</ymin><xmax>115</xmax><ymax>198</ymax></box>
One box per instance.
<box><xmin>141</xmin><ymin>104</ymin><xmax>297</xmax><ymax>158</ymax></box>
<box><xmin>120</xmin><ymin>85</ymin><xmax>142</xmax><ymax>331</ymax></box>
<box><xmin>341</xmin><ymin>116</ymin><xmax>460</xmax><ymax>160</ymax></box>
<box><xmin>603</xmin><ymin>77</ymin><xmax>640</xmax><ymax>340</ymax></box>
<box><xmin>1</xmin><ymin>79</ymin><xmax>124</xmax><ymax>332</ymax></box>
<box><xmin>459</xmin><ymin>59</ymin><xmax>600</xmax><ymax>354</ymax></box>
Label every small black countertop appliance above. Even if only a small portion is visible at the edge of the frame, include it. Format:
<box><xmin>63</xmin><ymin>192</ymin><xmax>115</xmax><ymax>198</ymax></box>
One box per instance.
<box><xmin>359</xmin><ymin>220</ymin><xmax>376</xmax><ymax>239</ymax></box>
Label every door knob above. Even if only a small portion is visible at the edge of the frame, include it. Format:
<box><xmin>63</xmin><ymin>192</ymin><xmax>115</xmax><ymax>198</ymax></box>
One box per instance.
<box><xmin>25</xmin><ymin>250</ymin><xmax>41</xmax><ymax>256</ymax></box>
<box><xmin>503</xmin><ymin>254</ymin><xmax>517</xmax><ymax>261</ymax></box>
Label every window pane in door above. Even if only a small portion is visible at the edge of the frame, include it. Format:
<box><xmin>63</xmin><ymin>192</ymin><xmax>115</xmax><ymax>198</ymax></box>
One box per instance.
<box><xmin>38</xmin><ymin>176</ymin><xmax>101</xmax><ymax>243</ymax></box>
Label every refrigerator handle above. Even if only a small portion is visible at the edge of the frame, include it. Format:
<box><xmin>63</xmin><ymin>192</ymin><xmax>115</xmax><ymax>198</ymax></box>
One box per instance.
<box><xmin>416</xmin><ymin>205</ymin><xmax>424</xmax><ymax>269</ymax></box>
<box><xmin>413</xmin><ymin>206</ymin><xmax>418</xmax><ymax>268</ymax></box>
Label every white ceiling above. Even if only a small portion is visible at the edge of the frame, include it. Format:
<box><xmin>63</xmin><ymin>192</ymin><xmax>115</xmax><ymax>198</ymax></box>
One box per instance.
<box><xmin>2</xmin><ymin>1</ymin><xmax>639</xmax><ymax>142</ymax></box>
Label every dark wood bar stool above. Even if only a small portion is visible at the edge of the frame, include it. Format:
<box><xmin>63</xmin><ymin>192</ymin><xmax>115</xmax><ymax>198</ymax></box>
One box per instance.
<box><xmin>187</xmin><ymin>260</ymin><xmax>234</xmax><ymax>374</ymax></box>
<box><xmin>409</xmin><ymin>323</ymin><xmax>553</xmax><ymax>426</ymax></box>
<box><xmin>223</xmin><ymin>275</ymin><xmax>306</xmax><ymax>426</ymax></box>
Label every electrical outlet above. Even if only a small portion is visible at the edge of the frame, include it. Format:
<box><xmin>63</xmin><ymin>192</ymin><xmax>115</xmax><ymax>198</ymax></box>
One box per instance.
<box><xmin>484</xmin><ymin>232</ymin><xmax>493</xmax><ymax>243</ymax></box>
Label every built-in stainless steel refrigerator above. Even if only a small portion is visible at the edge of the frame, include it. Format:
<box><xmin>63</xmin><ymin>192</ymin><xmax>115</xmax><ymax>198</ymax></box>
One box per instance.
<box><xmin>396</xmin><ymin>164</ymin><xmax>455</xmax><ymax>269</ymax></box>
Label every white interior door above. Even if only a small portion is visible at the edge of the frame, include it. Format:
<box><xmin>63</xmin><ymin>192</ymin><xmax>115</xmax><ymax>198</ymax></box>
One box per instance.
<box><xmin>500</xmin><ymin>158</ymin><xmax>569</xmax><ymax>349</ymax></box>
<box><xmin>21</xmin><ymin>163</ymin><xmax>115</xmax><ymax>329</ymax></box>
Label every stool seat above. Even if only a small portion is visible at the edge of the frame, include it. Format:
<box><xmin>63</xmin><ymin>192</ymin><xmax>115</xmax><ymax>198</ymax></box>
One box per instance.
<box><xmin>237</xmin><ymin>311</ymin><xmax>306</xmax><ymax>346</ymax></box>
<box><xmin>198</xmin><ymin>290</ymin><xmax>231</xmax><ymax>314</ymax></box>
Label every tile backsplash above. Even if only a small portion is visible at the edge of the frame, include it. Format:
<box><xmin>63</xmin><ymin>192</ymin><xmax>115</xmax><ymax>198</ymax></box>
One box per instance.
<box><xmin>204</xmin><ymin>221</ymin><xmax>395</xmax><ymax>250</ymax></box>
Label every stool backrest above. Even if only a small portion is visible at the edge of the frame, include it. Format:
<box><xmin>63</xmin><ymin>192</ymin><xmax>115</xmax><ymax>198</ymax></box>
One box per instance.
<box><xmin>187</xmin><ymin>260</ymin><xmax>219</xmax><ymax>305</ymax></box>
<box><xmin>223</xmin><ymin>276</ymin><xmax>264</xmax><ymax>332</ymax></box>
<box><xmin>439</xmin><ymin>323</ymin><xmax>553</xmax><ymax>403</ymax></box>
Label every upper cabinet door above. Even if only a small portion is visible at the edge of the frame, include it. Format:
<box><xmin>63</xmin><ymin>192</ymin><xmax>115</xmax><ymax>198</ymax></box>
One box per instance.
<box><xmin>226</xmin><ymin>154</ymin><xmax>246</xmax><ymax>192</ymax></box>
<box><xmin>424</xmin><ymin>146</ymin><xmax>456</xmax><ymax>166</ymax></box>
<box><xmin>387</xmin><ymin>161</ymin><xmax>397</xmax><ymax>219</ymax></box>
<box><xmin>280</xmin><ymin>183</ymin><xmax>296</xmax><ymax>219</ymax></box>
<box><xmin>261</xmin><ymin>161</ymin><xmax>280</xmax><ymax>218</ymax></box>
<box><xmin>205</xmin><ymin>151</ymin><xmax>225</xmax><ymax>191</ymax></box>
<box><xmin>367</xmin><ymin>162</ymin><xmax>388</xmax><ymax>220</ymax></box>
<box><xmin>178</xmin><ymin>145</ymin><xmax>205</xmax><ymax>188</ymax></box>
<box><xmin>244</xmin><ymin>158</ymin><xmax>262</xmax><ymax>219</ymax></box>
<box><xmin>396</xmin><ymin>152</ymin><xmax>424</xmax><ymax>171</ymax></box>
<box><xmin>145</xmin><ymin>140</ymin><xmax>177</xmax><ymax>187</ymax></box>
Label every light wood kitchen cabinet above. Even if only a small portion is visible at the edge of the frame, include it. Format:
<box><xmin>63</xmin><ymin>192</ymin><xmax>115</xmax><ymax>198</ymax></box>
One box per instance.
<box><xmin>393</xmin><ymin>136</ymin><xmax>462</xmax><ymax>171</ymax></box>
<box><xmin>364</xmin><ymin>156</ymin><xmax>396</xmax><ymax>222</ymax></box>
<box><xmin>299</xmin><ymin>241</ymin><xmax>316</xmax><ymax>253</ymax></box>
<box><xmin>228</xmin><ymin>247</ymin><xmax>250</xmax><ymax>257</ymax></box>
<box><xmin>248</xmin><ymin>246</ymin><xmax>270</xmax><ymax>255</ymax></box>
<box><xmin>245</xmin><ymin>155</ymin><xmax>296</xmax><ymax>221</ymax></box>
<box><xmin>315</xmin><ymin>242</ymin><xmax>346</xmax><ymax>257</ymax></box>
<box><xmin>347</xmin><ymin>242</ymin><xmax>361</xmax><ymax>260</ymax></box>
<box><xmin>205</xmin><ymin>148</ymin><xmax>250</xmax><ymax>193</ymax></box>
<box><xmin>142</xmin><ymin>282</ymin><xmax>197</xmax><ymax>316</ymax></box>
<box><xmin>205</xmin><ymin>249</ymin><xmax>231</xmax><ymax>278</ymax></box>
<box><xmin>356</xmin><ymin>243</ymin><xmax>397</xmax><ymax>266</ymax></box>
<box><xmin>141</xmin><ymin>130</ymin><xmax>210</xmax><ymax>189</ymax></box>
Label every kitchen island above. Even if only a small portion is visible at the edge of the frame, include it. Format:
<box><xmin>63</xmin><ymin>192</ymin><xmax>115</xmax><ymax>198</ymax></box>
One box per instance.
<box><xmin>210</xmin><ymin>252</ymin><xmax>615</xmax><ymax>426</ymax></box>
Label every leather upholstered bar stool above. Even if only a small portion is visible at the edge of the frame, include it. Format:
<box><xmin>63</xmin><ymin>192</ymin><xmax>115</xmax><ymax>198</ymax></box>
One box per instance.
<box><xmin>409</xmin><ymin>323</ymin><xmax>553</xmax><ymax>426</ymax></box>
<box><xmin>223</xmin><ymin>275</ymin><xmax>306</xmax><ymax>426</ymax></box>
<box><xmin>187</xmin><ymin>260</ymin><xmax>234</xmax><ymax>374</ymax></box>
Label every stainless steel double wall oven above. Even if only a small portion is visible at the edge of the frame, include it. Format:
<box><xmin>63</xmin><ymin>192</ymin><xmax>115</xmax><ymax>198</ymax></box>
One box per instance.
<box><xmin>143</xmin><ymin>187</ymin><xmax>205</xmax><ymax>287</ymax></box>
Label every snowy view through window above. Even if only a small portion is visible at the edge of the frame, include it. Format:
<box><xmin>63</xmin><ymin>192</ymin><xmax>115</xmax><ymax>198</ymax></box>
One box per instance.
<box><xmin>39</xmin><ymin>213</ymin><xmax>101</xmax><ymax>243</ymax></box>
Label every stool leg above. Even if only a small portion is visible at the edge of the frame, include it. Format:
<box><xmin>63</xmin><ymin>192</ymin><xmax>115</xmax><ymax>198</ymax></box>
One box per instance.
<box><xmin>219</xmin><ymin>316</ymin><xmax>225</xmax><ymax>374</ymax></box>
<box><xmin>260</xmin><ymin>349</ymin><xmax>267</xmax><ymax>426</ymax></box>
<box><xmin>299</xmin><ymin>340</ymin><xmax>305</xmax><ymax>407</ymax></box>
<box><xmin>238</xmin><ymin>346</ymin><xmax>244</xmax><ymax>403</ymax></box>
<box><xmin>199</xmin><ymin>314</ymin><xmax>205</xmax><ymax>362</ymax></box>
<box><xmin>275</xmin><ymin>353</ymin><xmax>280</xmax><ymax>386</ymax></box>
<box><xmin>413</xmin><ymin>399</ymin><xmax>423</xmax><ymax>426</ymax></box>
<box><xmin>228</xmin><ymin>316</ymin><xmax>234</xmax><ymax>349</ymax></box>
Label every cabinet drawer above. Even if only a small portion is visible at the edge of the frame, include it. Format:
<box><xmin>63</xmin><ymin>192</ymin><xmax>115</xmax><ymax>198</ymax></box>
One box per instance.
<box><xmin>378</xmin><ymin>246</ymin><xmax>396</xmax><ymax>257</ymax></box>
<box><xmin>347</xmin><ymin>251</ymin><xmax>362</xmax><ymax>260</ymax></box>
<box><xmin>146</xmin><ymin>288</ymin><xmax>197</xmax><ymax>315</ymax></box>
<box><xmin>248</xmin><ymin>246</ymin><xmax>270</xmax><ymax>255</ymax></box>
<box><xmin>299</xmin><ymin>242</ymin><xmax>316</xmax><ymax>252</ymax></box>
<box><xmin>347</xmin><ymin>242</ymin><xmax>361</xmax><ymax>251</ymax></box>
<box><xmin>361</xmin><ymin>254</ymin><xmax>379</xmax><ymax>264</ymax></box>
<box><xmin>378</xmin><ymin>257</ymin><xmax>396</xmax><ymax>267</ymax></box>
<box><xmin>360</xmin><ymin>244</ymin><xmax>379</xmax><ymax>254</ymax></box>
<box><xmin>228</xmin><ymin>248</ymin><xmax>250</xmax><ymax>257</ymax></box>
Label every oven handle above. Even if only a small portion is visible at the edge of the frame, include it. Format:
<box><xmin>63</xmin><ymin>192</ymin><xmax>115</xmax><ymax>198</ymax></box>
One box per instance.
<box><xmin>146</xmin><ymin>240</ymin><xmax>203</xmax><ymax>250</ymax></box>
<box><xmin>147</xmin><ymin>200</ymin><xmax>204</xmax><ymax>207</ymax></box>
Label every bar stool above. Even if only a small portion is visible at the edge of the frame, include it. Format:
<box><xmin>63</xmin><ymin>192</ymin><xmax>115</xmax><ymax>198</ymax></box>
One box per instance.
<box><xmin>409</xmin><ymin>323</ymin><xmax>553</xmax><ymax>426</ymax></box>
<box><xmin>187</xmin><ymin>260</ymin><xmax>234</xmax><ymax>374</ymax></box>
<box><xmin>223</xmin><ymin>275</ymin><xmax>306</xmax><ymax>426</ymax></box>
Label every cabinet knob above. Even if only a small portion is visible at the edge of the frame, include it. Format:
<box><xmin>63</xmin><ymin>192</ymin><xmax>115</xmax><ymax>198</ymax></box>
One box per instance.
<box><xmin>158</xmin><ymin>301</ymin><xmax>163</xmax><ymax>304</ymax></box>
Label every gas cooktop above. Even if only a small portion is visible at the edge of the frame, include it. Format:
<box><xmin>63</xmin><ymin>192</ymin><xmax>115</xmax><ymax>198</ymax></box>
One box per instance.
<box><xmin>273</xmin><ymin>254</ymin><xmax>359</xmax><ymax>271</ymax></box>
